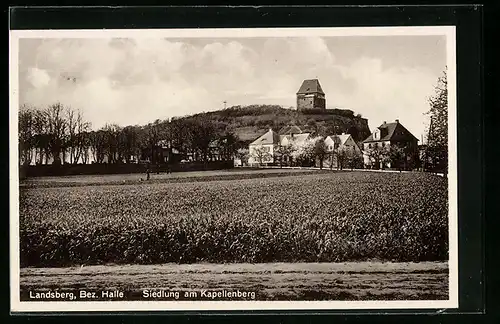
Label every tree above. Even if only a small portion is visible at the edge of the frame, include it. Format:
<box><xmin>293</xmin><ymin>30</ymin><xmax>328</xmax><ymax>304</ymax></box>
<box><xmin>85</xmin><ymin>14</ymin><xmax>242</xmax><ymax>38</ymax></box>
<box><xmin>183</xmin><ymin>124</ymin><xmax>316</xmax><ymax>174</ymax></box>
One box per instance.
<box><xmin>389</xmin><ymin>145</ymin><xmax>405</xmax><ymax>171</ymax></box>
<box><xmin>120</xmin><ymin>126</ymin><xmax>141</xmax><ymax>163</ymax></box>
<box><xmin>44</xmin><ymin>103</ymin><xmax>68</xmax><ymax>165</ymax></box>
<box><xmin>29</xmin><ymin>109</ymin><xmax>47</xmax><ymax>165</ymax></box>
<box><xmin>101</xmin><ymin>124</ymin><xmax>122</xmax><ymax>163</ymax></box>
<box><xmin>251</xmin><ymin>145</ymin><xmax>271</xmax><ymax>166</ymax></box>
<box><xmin>345</xmin><ymin>146</ymin><xmax>362</xmax><ymax>171</ymax></box>
<box><xmin>426</xmin><ymin>69</ymin><xmax>448</xmax><ymax>175</ymax></box>
<box><xmin>89</xmin><ymin>130</ymin><xmax>107</xmax><ymax>164</ymax></box>
<box><xmin>236</xmin><ymin>148</ymin><xmax>249</xmax><ymax>166</ymax></box>
<box><xmin>335</xmin><ymin>146</ymin><xmax>348</xmax><ymax>170</ymax></box>
<box><xmin>363</xmin><ymin>144</ymin><xmax>389</xmax><ymax>169</ymax></box>
<box><xmin>273</xmin><ymin>144</ymin><xmax>293</xmax><ymax>168</ymax></box>
<box><xmin>291</xmin><ymin>137</ymin><xmax>315</xmax><ymax>167</ymax></box>
<box><xmin>19</xmin><ymin>105</ymin><xmax>35</xmax><ymax>166</ymax></box>
<box><xmin>66</xmin><ymin>108</ymin><xmax>91</xmax><ymax>164</ymax></box>
<box><xmin>66</xmin><ymin>107</ymin><xmax>77</xmax><ymax>164</ymax></box>
<box><xmin>312</xmin><ymin>136</ymin><xmax>328</xmax><ymax>169</ymax></box>
<box><xmin>143</xmin><ymin>120</ymin><xmax>163</xmax><ymax>164</ymax></box>
<box><xmin>217</xmin><ymin>131</ymin><xmax>240</xmax><ymax>161</ymax></box>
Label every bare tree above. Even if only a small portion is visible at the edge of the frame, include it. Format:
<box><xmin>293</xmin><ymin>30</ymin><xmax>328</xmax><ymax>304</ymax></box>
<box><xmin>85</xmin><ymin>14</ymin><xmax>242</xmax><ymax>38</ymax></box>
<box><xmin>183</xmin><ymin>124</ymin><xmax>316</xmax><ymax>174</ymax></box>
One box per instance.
<box><xmin>32</xmin><ymin>109</ymin><xmax>48</xmax><ymax>165</ymax></box>
<box><xmin>44</xmin><ymin>103</ymin><xmax>68</xmax><ymax>165</ymax></box>
<box><xmin>90</xmin><ymin>130</ymin><xmax>107</xmax><ymax>164</ymax></box>
<box><xmin>74</xmin><ymin>110</ymin><xmax>91</xmax><ymax>164</ymax></box>
<box><xmin>19</xmin><ymin>105</ymin><xmax>35</xmax><ymax>166</ymax></box>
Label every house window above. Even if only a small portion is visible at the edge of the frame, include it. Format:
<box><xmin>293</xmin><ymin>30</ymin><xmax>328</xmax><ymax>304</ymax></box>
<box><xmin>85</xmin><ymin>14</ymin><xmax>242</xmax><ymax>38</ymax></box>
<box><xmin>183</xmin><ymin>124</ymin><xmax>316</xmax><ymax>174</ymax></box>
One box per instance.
<box><xmin>368</xmin><ymin>144</ymin><xmax>372</xmax><ymax>149</ymax></box>
<box><xmin>382</xmin><ymin>142</ymin><xmax>385</xmax><ymax>147</ymax></box>
<box><xmin>329</xmin><ymin>146</ymin><xmax>333</xmax><ymax>151</ymax></box>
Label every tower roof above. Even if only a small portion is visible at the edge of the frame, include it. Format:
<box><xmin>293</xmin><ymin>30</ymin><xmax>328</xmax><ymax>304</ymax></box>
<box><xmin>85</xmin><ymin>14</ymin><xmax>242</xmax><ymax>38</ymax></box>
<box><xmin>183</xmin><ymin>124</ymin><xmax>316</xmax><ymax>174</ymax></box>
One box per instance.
<box><xmin>296</xmin><ymin>79</ymin><xmax>325</xmax><ymax>95</ymax></box>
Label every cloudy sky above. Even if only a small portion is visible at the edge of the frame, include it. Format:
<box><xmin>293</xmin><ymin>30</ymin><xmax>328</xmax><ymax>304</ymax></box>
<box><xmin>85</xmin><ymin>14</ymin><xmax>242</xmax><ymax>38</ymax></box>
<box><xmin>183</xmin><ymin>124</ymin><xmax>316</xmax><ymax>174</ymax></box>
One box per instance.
<box><xmin>18</xmin><ymin>35</ymin><xmax>446</xmax><ymax>139</ymax></box>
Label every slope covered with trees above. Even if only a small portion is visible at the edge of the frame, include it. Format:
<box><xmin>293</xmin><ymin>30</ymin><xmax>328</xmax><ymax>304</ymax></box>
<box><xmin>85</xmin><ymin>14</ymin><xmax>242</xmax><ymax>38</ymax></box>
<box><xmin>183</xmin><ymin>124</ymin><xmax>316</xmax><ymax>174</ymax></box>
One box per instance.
<box><xmin>18</xmin><ymin>104</ymin><xmax>370</xmax><ymax>168</ymax></box>
<box><xmin>192</xmin><ymin>105</ymin><xmax>371</xmax><ymax>143</ymax></box>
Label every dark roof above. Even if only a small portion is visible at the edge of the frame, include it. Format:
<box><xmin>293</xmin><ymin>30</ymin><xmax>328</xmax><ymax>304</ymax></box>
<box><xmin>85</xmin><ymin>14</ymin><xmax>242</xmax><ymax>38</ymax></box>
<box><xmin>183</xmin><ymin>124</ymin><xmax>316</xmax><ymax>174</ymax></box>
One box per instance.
<box><xmin>363</xmin><ymin>121</ymin><xmax>419</xmax><ymax>143</ymax></box>
<box><xmin>296</xmin><ymin>79</ymin><xmax>325</xmax><ymax>95</ymax></box>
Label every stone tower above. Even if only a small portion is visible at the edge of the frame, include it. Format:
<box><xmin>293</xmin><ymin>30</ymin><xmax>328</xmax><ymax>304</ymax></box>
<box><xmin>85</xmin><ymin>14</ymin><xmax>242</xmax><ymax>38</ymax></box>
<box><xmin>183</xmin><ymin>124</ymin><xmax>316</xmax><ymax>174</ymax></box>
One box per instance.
<box><xmin>296</xmin><ymin>79</ymin><xmax>326</xmax><ymax>110</ymax></box>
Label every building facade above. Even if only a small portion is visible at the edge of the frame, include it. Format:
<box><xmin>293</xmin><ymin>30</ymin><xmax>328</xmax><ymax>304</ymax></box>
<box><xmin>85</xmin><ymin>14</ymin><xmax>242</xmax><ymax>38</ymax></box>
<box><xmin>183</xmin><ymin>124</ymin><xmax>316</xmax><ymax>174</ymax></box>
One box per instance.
<box><xmin>296</xmin><ymin>79</ymin><xmax>326</xmax><ymax>110</ymax></box>
<box><xmin>362</xmin><ymin>120</ymin><xmax>419</xmax><ymax>170</ymax></box>
<box><xmin>248</xmin><ymin>126</ymin><xmax>312</xmax><ymax>166</ymax></box>
<box><xmin>248</xmin><ymin>128</ymin><xmax>281</xmax><ymax>166</ymax></box>
<box><xmin>323</xmin><ymin>133</ymin><xmax>363</xmax><ymax>169</ymax></box>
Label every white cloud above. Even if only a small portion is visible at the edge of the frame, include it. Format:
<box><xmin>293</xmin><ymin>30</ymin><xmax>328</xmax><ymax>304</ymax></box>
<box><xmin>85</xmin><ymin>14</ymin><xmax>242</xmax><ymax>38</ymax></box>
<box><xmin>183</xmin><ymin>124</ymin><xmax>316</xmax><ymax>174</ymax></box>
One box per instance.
<box><xmin>19</xmin><ymin>37</ymin><xmax>443</xmax><ymax>139</ymax></box>
<box><xmin>26</xmin><ymin>68</ymin><xmax>51</xmax><ymax>89</ymax></box>
<box><xmin>332</xmin><ymin>57</ymin><xmax>437</xmax><ymax>137</ymax></box>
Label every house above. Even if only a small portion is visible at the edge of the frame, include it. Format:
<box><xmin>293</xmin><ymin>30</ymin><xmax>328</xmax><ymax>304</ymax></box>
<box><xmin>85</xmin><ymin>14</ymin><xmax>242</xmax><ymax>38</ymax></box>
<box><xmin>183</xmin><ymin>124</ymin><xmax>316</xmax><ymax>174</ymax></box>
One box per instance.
<box><xmin>323</xmin><ymin>133</ymin><xmax>363</xmax><ymax>169</ymax></box>
<box><xmin>279</xmin><ymin>125</ymin><xmax>311</xmax><ymax>148</ymax></box>
<box><xmin>296</xmin><ymin>79</ymin><xmax>326</xmax><ymax>110</ymax></box>
<box><xmin>248</xmin><ymin>128</ymin><xmax>280</xmax><ymax>166</ymax></box>
<box><xmin>362</xmin><ymin>119</ymin><xmax>419</xmax><ymax>170</ymax></box>
<box><xmin>247</xmin><ymin>126</ymin><xmax>312</xmax><ymax>166</ymax></box>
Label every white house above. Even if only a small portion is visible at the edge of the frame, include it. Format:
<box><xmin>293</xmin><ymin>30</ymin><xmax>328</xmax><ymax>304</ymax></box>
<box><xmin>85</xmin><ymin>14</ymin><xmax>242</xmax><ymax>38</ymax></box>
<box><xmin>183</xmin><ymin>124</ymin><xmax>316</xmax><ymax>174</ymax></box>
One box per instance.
<box><xmin>323</xmin><ymin>133</ymin><xmax>363</xmax><ymax>169</ymax></box>
<box><xmin>248</xmin><ymin>128</ymin><xmax>280</xmax><ymax>166</ymax></box>
<box><xmin>248</xmin><ymin>126</ymin><xmax>312</xmax><ymax>166</ymax></box>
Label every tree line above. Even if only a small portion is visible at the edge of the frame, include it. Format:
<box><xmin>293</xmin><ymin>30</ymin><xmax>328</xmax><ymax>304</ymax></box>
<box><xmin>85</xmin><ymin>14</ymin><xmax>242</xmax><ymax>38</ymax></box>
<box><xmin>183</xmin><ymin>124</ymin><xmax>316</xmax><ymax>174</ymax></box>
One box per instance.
<box><xmin>18</xmin><ymin>103</ymin><xmax>243</xmax><ymax>167</ymax></box>
<box><xmin>363</xmin><ymin>143</ymin><xmax>419</xmax><ymax>171</ymax></box>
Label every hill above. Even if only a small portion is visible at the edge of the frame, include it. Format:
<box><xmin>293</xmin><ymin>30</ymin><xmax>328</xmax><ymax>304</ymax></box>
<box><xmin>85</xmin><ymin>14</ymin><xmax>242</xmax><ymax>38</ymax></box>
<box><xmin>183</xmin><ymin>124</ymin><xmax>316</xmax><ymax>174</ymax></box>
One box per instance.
<box><xmin>183</xmin><ymin>105</ymin><xmax>371</xmax><ymax>143</ymax></box>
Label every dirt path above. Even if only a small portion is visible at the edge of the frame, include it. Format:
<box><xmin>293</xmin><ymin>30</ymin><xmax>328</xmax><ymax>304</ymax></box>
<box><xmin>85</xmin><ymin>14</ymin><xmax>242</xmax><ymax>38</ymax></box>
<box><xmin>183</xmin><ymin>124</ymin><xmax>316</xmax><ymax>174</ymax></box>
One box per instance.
<box><xmin>20</xmin><ymin>262</ymin><xmax>448</xmax><ymax>301</ymax></box>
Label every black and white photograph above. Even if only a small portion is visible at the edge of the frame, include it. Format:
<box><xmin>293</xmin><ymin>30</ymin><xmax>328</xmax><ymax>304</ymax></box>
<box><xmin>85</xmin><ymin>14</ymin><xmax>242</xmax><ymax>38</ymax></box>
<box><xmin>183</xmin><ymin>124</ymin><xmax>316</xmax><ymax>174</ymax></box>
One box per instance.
<box><xmin>10</xmin><ymin>26</ymin><xmax>457</xmax><ymax>312</ymax></box>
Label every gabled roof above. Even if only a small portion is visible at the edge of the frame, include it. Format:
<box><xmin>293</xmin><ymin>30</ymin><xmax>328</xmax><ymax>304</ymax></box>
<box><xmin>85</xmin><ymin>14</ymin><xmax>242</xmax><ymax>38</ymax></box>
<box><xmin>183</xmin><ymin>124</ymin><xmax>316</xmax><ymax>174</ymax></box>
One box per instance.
<box><xmin>363</xmin><ymin>121</ymin><xmax>419</xmax><ymax>143</ymax></box>
<box><xmin>250</xmin><ymin>128</ymin><xmax>280</xmax><ymax>146</ymax></box>
<box><xmin>326</xmin><ymin>134</ymin><xmax>351</xmax><ymax>146</ymax></box>
<box><xmin>279</xmin><ymin>133</ymin><xmax>311</xmax><ymax>146</ymax></box>
<box><xmin>296</xmin><ymin>79</ymin><xmax>325</xmax><ymax>95</ymax></box>
<box><xmin>279</xmin><ymin>125</ymin><xmax>303</xmax><ymax>135</ymax></box>
<box><xmin>291</xmin><ymin>133</ymin><xmax>310</xmax><ymax>145</ymax></box>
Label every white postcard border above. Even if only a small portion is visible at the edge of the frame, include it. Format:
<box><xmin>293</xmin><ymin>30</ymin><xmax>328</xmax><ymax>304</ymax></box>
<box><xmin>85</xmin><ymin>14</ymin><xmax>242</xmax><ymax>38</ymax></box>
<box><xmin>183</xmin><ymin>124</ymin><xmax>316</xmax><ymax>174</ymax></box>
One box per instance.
<box><xmin>9</xmin><ymin>26</ymin><xmax>458</xmax><ymax>313</ymax></box>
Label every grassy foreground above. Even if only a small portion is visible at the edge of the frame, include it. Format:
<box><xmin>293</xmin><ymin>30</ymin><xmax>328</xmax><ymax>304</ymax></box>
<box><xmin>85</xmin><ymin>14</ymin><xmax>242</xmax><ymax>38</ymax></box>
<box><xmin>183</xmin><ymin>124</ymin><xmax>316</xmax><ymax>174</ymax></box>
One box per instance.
<box><xmin>20</xmin><ymin>171</ymin><xmax>448</xmax><ymax>267</ymax></box>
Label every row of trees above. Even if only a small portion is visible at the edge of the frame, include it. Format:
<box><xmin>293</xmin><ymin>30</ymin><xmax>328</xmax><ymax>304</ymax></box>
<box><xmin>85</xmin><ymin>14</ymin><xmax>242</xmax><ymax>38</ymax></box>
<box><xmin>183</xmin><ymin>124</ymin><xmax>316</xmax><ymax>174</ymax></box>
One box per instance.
<box><xmin>249</xmin><ymin>136</ymin><xmax>364</xmax><ymax>170</ymax></box>
<box><xmin>19</xmin><ymin>103</ymin><xmax>91</xmax><ymax>166</ymax></box>
<box><xmin>363</xmin><ymin>143</ymin><xmax>418</xmax><ymax>171</ymax></box>
<box><xmin>19</xmin><ymin>103</ymin><xmax>243</xmax><ymax>167</ymax></box>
